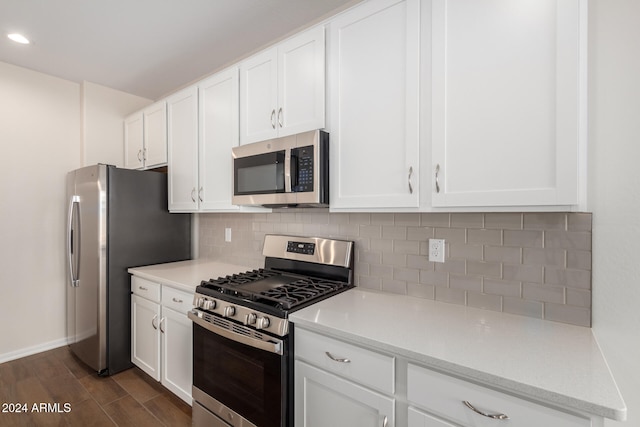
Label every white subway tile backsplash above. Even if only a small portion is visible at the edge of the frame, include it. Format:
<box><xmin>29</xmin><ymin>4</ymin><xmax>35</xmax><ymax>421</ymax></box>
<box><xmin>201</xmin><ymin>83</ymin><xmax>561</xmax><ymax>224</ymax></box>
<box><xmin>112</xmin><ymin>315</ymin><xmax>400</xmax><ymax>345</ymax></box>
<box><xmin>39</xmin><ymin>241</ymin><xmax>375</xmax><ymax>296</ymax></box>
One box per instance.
<box><xmin>504</xmin><ymin>230</ymin><xmax>544</xmax><ymax>248</ymax></box>
<box><xmin>198</xmin><ymin>212</ymin><xmax>592</xmax><ymax>327</ymax></box>
<box><xmin>451</xmin><ymin>213</ymin><xmax>484</xmax><ymax>229</ymax></box>
<box><xmin>467</xmin><ymin>228</ymin><xmax>502</xmax><ymax>245</ymax></box>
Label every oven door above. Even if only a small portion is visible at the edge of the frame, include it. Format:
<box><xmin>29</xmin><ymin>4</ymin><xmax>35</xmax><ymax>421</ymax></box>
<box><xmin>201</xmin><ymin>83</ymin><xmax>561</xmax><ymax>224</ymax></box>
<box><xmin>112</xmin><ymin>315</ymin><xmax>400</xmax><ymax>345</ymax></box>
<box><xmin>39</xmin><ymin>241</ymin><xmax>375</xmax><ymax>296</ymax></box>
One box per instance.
<box><xmin>190</xmin><ymin>312</ymin><xmax>289</xmax><ymax>427</ymax></box>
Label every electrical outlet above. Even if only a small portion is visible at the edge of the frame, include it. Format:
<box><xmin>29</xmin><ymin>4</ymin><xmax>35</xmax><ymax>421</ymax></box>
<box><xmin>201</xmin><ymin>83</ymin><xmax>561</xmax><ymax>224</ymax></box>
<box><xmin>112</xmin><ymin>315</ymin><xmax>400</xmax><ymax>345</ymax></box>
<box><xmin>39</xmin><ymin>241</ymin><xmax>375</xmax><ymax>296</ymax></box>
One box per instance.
<box><xmin>429</xmin><ymin>239</ymin><xmax>445</xmax><ymax>263</ymax></box>
<box><xmin>225</xmin><ymin>228</ymin><xmax>232</xmax><ymax>242</ymax></box>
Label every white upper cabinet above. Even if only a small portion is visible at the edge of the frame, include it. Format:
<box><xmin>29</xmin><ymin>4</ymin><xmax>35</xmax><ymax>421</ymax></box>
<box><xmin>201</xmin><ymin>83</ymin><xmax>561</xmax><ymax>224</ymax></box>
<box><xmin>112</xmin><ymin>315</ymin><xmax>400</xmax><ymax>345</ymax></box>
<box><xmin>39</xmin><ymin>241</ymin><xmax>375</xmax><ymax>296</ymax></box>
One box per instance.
<box><xmin>240</xmin><ymin>25</ymin><xmax>325</xmax><ymax>145</ymax></box>
<box><xmin>328</xmin><ymin>0</ymin><xmax>420</xmax><ymax>210</ymax></box>
<box><xmin>124</xmin><ymin>100</ymin><xmax>168</xmax><ymax>170</ymax></box>
<box><xmin>198</xmin><ymin>67</ymin><xmax>241</xmax><ymax>211</ymax></box>
<box><xmin>124</xmin><ymin>112</ymin><xmax>144</xmax><ymax>169</ymax></box>
<box><xmin>430</xmin><ymin>0</ymin><xmax>586</xmax><ymax>208</ymax></box>
<box><xmin>167</xmin><ymin>86</ymin><xmax>199</xmax><ymax>212</ymax></box>
<box><xmin>143</xmin><ymin>101</ymin><xmax>168</xmax><ymax>168</ymax></box>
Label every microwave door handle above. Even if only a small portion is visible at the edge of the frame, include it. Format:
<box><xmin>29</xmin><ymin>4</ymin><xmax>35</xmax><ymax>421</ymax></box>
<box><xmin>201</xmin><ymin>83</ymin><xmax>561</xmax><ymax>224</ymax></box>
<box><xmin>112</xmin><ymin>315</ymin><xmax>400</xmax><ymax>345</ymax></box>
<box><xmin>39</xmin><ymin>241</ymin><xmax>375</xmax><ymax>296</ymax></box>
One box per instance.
<box><xmin>284</xmin><ymin>148</ymin><xmax>292</xmax><ymax>193</ymax></box>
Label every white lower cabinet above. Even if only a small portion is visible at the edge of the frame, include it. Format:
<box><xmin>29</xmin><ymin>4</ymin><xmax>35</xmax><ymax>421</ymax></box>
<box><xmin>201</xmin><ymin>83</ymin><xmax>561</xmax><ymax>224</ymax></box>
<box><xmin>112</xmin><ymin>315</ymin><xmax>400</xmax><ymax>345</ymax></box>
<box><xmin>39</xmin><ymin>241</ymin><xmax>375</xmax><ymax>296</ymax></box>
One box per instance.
<box><xmin>295</xmin><ymin>328</ymin><xmax>395</xmax><ymax>427</ymax></box>
<box><xmin>295</xmin><ymin>361</ymin><xmax>395</xmax><ymax>427</ymax></box>
<box><xmin>295</xmin><ymin>326</ymin><xmax>601</xmax><ymax>427</ymax></box>
<box><xmin>131</xmin><ymin>276</ymin><xmax>193</xmax><ymax>405</ymax></box>
<box><xmin>407</xmin><ymin>363</ymin><xmax>591</xmax><ymax>427</ymax></box>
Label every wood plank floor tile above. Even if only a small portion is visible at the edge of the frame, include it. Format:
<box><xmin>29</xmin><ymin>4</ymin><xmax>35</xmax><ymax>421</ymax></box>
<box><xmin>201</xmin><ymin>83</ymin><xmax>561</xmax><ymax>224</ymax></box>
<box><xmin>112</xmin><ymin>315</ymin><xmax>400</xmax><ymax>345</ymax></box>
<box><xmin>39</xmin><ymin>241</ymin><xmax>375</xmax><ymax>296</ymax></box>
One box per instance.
<box><xmin>0</xmin><ymin>346</ymin><xmax>193</xmax><ymax>426</ymax></box>
<box><xmin>111</xmin><ymin>368</ymin><xmax>164</xmax><ymax>404</ymax></box>
<box><xmin>62</xmin><ymin>398</ymin><xmax>117</xmax><ymax>427</ymax></box>
<box><xmin>102</xmin><ymin>395</ymin><xmax>163</xmax><ymax>427</ymax></box>
<box><xmin>40</xmin><ymin>371</ymin><xmax>91</xmax><ymax>405</ymax></box>
<box><xmin>143</xmin><ymin>393</ymin><xmax>191</xmax><ymax>427</ymax></box>
<box><xmin>78</xmin><ymin>373</ymin><xmax>128</xmax><ymax>406</ymax></box>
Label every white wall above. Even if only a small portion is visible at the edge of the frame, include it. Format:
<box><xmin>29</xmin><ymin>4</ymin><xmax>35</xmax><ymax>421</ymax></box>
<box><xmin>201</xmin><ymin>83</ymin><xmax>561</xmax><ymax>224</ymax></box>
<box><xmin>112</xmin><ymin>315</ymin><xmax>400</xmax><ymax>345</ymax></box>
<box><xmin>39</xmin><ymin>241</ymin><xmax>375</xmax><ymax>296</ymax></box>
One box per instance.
<box><xmin>589</xmin><ymin>0</ymin><xmax>640</xmax><ymax>425</ymax></box>
<box><xmin>0</xmin><ymin>63</ymin><xmax>152</xmax><ymax>362</ymax></box>
<box><xmin>0</xmin><ymin>61</ymin><xmax>81</xmax><ymax>360</ymax></box>
<box><xmin>82</xmin><ymin>81</ymin><xmax>151</xmax><ymax>167</ymax></box>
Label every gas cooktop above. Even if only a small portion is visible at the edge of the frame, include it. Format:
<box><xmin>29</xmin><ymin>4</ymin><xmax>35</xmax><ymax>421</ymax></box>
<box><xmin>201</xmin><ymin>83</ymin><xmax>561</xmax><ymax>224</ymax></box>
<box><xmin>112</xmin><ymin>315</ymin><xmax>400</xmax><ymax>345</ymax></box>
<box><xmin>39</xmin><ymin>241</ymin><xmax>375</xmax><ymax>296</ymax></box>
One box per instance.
<box><xmin>192</xmin><ymin>235</ymin><xmax>355</xmax><ymax>337</ymax></box>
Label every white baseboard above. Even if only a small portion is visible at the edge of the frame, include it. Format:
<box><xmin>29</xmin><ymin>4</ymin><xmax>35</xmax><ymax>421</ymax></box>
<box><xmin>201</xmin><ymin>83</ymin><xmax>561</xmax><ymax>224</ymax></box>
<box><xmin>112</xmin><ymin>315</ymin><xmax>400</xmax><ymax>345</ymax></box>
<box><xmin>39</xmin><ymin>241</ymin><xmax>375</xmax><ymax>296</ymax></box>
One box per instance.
<box><xmin>0</xmin><ymin>338</ymin><xmax>70</xmax><ymax>364</ymax></box>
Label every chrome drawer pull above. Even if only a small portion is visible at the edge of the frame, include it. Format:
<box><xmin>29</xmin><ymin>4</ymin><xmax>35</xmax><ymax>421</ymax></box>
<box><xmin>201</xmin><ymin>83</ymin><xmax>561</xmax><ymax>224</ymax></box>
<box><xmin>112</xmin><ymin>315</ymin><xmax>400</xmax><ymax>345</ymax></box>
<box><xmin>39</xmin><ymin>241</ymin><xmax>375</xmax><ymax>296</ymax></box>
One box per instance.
<box><xmin>172</xmin><ymin>297</ymin><xmax>183</xmax><ymax>303</ymax></box>
<box><xmin>463</xmin><ymin>401</ymin><xmax>509</xmax><ymax>420</ymax></box>
<box><xmin>139</xmin><ymin>286</ymin><xmax>148</xmax><ymax>291</ymax></box>
<box><xmin>325</xmin><ymin>351</ymin><xmax>351</xmax><ymax>363</ymax></box>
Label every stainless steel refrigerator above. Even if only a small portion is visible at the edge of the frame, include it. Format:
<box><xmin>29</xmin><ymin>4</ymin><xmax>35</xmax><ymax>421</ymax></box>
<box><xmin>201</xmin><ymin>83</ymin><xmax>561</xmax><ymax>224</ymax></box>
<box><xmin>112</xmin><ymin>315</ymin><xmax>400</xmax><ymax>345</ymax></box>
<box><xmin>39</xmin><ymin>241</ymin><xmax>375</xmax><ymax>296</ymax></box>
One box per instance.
<box><xmin>66</xmin><ymin>164</ymin><xmax>191</xmax><ymax>375</ymax></box>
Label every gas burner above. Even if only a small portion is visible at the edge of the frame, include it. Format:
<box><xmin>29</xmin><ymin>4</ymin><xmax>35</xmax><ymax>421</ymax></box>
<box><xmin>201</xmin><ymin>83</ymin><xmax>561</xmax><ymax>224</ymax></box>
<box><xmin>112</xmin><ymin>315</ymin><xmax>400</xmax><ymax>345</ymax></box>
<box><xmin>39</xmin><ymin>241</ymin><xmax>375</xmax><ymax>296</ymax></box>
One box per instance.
<box><xmin>206</xmin><ymin>269</ymin><xmax>279</xmax><ymax>287</ymax></box>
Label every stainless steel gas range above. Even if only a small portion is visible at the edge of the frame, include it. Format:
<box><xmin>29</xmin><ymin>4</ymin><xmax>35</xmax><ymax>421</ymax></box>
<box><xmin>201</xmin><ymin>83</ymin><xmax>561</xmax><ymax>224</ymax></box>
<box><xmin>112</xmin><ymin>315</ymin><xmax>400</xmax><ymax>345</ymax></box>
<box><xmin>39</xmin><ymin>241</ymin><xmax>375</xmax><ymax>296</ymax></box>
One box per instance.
<box><xmin>189</xmin><ymin>234</ymin><xmax>354</xmax><ymax>427</ymax></box>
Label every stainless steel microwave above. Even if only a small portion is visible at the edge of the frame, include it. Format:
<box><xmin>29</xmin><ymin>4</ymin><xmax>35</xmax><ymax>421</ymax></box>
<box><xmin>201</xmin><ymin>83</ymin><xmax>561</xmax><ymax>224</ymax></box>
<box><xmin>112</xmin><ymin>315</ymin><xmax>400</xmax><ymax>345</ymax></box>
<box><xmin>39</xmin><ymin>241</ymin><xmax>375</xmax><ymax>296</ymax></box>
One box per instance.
<box><xmin>232</xmin><ymin>130</ymin><xmax>329</xmax><ymax>208</ymax></box>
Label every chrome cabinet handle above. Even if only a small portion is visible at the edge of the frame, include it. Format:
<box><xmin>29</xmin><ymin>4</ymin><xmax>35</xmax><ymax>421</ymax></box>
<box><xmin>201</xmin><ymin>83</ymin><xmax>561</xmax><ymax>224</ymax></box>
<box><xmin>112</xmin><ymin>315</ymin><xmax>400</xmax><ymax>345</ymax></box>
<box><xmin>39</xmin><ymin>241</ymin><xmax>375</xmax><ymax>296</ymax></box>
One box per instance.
<box><xmin>151</xmin><ymin>314</ymin><xmax>158</xmax><ymax>330</ymax></box>
<box><xmin>435</xmin><ymin>164</ymin><xmax>441</xmax><ymax>193</ymax></box>
<box><xmin>198</xmin><ymin>186</ymin><xmax>203</xmax><ymax>202</ymax></box>
<box><xmin>159</xmin><ymin>317</ymin><xmax>165</xmax><ymax>333</ymax></box>
<box><xmin>172</xmin><ymin>297</ymin><xmax>183</xmax><ymax>303</ymax></box>
<box><xmin>408</xmin><ymin>166</ymin><xmax>413</xmax><ymax>194</ymax></box>
<box><xmin>191</xmin><ymin>187</ymin><xmax>196</xmax><ymax>202</ymax></box>
<box><xmin>271</xmin><ymin>109</ymin><xmax>276</xmax><ymax>129</ymax></box>
<box><xmin>278</xmin><ymin>107</ymin><xmax>283</xmax><ymax>127</ymax></box>
<box><xmin>382</xmin><ymin>415</ymin><xmax>388</xmax><ymax>427</ymax></box>
<box><xmin>137</xmin><ymin>149</ymin><xmax>143</xmax><ymax>162</ymax></box>
<box><xmin>463</xmin><ymin>401</ymin><xmax>509</xmax><ymax>420</ymax></box>
<box><xmin>142</xmin><ymin>148</ymin><xmax>147</xmax><ymax>161</ymax></box>
<box><xmin>325</xmin><ymin>351</ymin><xmax>351</xmax><ymax>363</ymax></box>
<box><xmin>139</xmin><ymin>286</ymin><xmax>148</xmax><ymax>291</ymax></box>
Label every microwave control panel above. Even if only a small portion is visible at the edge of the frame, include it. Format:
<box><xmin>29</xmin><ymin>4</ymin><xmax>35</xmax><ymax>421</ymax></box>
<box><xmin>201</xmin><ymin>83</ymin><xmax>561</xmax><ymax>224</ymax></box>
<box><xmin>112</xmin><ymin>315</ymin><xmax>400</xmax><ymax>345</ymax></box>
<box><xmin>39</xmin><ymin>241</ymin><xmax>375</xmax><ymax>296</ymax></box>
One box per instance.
<box><xmin>292</xmin><ymin>145</ymin><xmax>314</xmax><ymax>192</ymax></box>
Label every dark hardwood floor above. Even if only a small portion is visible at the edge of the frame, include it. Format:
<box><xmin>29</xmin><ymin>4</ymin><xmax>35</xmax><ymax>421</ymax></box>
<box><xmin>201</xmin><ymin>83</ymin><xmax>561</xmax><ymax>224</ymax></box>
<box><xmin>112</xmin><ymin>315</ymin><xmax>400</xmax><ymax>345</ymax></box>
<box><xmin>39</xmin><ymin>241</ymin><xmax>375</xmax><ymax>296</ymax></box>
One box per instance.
<box><xmin>0</xmin><ymin>346</ymin><xmax>192</xmax><ymax>426</ymax></box>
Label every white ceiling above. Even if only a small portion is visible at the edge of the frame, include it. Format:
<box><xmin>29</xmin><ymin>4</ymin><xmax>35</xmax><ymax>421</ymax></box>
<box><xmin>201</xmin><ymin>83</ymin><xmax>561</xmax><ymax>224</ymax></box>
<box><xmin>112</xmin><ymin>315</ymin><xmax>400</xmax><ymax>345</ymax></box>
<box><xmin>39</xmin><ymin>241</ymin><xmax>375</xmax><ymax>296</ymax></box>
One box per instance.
<box><xmin>0</xmin><ymin>0</ymin><xmax>359</xmax><ymax>100</ymax></box>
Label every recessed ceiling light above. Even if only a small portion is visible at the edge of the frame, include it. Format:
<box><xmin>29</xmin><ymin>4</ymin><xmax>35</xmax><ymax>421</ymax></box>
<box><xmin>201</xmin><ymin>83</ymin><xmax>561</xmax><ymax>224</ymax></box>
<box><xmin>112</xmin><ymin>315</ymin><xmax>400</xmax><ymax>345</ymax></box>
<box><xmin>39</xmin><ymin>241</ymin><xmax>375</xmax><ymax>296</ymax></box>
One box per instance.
<box><xmin>7</xmin><ymin>33</ymin><xmax>30</xmax><ymax>44</ymax></box>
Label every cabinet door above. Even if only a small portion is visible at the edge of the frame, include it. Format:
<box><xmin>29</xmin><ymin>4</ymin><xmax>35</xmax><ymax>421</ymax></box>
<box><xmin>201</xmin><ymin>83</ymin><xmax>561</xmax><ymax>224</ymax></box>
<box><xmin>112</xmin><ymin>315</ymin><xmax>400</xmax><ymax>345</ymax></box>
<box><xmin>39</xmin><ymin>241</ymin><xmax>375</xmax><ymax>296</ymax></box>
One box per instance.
<box><xmin>295</xmin><ymin>361</ymin><xmax>395</xmax><ymax>427</ymax></box>
<box><xmin>143</xmin><ymin>101</ymin><xmax>168</xmax><ymax>168</ymax></box>
<box><xmin>277</xmin><ymin>25</ymin><xmax>325</xmax><ymax>138</ymax></box>
<box><xmin>131</xmin><ymin>294</ymin><xmax>161</xmax><ymax>381</ymax></box>
<box><xmin>161</xmin><ymin>307</ymin><xmax>193</xmax><ymax>405</ymax></box>
<box><xmin>431</xmin><ymin>0</ymin><xmax>585</xmax><ymax>207</ymax></box>
<box><xmin>198</xmin><ymin>67</ymin><xmax>241</xmax><ymax>211</ymax></box>
<box><xmin>167</xmin><ymin>86</ymin><xmax>199</xmax><ymax>212</ymax></box>
<box><xmin>329</xmin><ymin>0</ymin><xmax>420</xmax><ymax>209</ymax></box>
<box><xmin>240</xmin><ymin>48</ymin><xmax>278</xmax><ymax>144</ymax></box>
<box><xmin>124</xmin><ymin>112</ymin><xmax>144</xmax><ymax>169</ymax></box>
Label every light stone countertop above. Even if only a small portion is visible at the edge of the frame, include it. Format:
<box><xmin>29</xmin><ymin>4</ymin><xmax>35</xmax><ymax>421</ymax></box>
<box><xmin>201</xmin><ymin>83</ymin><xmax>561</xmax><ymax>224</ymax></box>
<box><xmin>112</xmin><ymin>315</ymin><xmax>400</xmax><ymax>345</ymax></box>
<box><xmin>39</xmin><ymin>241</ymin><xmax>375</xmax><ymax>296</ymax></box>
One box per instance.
<box><xmin>289</xmin><ymin>288</ymin><xmax>627</xmax><ymax>421</ymax></box>
<box><xmin>127</xmin><ymin>258</ymin><xmax>250</xmax><ymax>293</ymax></box>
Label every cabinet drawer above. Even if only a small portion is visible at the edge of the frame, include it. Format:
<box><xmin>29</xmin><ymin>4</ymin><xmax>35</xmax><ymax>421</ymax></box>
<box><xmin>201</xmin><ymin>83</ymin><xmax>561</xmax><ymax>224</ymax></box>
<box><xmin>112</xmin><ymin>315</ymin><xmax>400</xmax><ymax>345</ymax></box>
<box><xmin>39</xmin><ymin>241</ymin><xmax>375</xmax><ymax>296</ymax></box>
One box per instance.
<box><xmin>131</xmin><ymin>276</ymin><xmax>161</xmax><ymax>302</ymax></box>
<box><xmin>162</xmin><ymin>286</ymin><xmax>193</xmax><ymax>314</ymax></box>
<box><xmin>295</xmin><ymin>328</ymin><xmax>395</xmax><ymax>394</ymax></box>
<box><xmin>407</xmin><ymin>364</ymin><xmax>590</xmax><ymax>427</ymax></box>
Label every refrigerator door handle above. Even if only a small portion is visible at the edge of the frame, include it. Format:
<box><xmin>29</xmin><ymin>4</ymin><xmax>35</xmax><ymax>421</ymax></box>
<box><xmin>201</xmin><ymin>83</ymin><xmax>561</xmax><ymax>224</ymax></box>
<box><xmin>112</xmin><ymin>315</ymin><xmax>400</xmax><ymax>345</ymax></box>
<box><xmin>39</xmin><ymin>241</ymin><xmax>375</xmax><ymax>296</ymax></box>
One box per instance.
<box><xmin>67</xmin><ymin>195</ymin><xmax>81</xmax><ymax>287</ymax></box>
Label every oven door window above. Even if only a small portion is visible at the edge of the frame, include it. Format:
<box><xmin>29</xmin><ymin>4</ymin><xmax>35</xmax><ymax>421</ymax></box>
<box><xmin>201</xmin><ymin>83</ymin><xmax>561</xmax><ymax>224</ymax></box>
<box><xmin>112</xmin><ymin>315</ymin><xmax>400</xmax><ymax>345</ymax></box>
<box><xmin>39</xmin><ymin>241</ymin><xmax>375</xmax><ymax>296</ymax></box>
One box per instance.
<box><xmin>234</xmin><ymin>151</ymin><xmax>286</xmax><ymax>195</ymax></box>
<box><xmin>193</xmin><ymin>323</ymin><xmax>286</xmax><ymax>427</ymax></box>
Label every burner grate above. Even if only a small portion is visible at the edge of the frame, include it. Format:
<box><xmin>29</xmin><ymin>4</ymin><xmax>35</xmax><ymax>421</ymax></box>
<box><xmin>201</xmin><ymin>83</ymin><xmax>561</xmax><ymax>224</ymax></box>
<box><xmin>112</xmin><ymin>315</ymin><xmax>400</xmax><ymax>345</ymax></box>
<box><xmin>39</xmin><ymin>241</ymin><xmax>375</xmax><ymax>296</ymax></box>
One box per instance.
<box><xmin>199</xmin><ymin>269</ymin><xmax>351</xmax><ymax>312</ymax></box>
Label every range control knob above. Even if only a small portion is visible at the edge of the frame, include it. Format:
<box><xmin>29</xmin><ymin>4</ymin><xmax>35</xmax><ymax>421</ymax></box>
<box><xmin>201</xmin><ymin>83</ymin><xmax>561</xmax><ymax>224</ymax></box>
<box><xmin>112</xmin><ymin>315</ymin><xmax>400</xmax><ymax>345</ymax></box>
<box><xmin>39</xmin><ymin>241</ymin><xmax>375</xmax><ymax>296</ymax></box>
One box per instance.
<box><xmin>244</xmin><ymin>313</ymin><xmax>257</xmax><ymax>326</ymax></box>
<box><xmin>203</xmin><ymin>299</ymin><xmax>216</xmax><ymax>310</ymax></box>
<box><xmin>223</xmin><ymin>306</ymin><xmax>236</xmax><ymax>317</ymax></box>
<box><xmin>194</xmin><ymin>297</ymin><xmax>204</xmax><ymax>308</ymax></box>
<box><xmin>256</xmin><ymin>316</ymin><xmax>270</xmax><ymax>330</ymax></box>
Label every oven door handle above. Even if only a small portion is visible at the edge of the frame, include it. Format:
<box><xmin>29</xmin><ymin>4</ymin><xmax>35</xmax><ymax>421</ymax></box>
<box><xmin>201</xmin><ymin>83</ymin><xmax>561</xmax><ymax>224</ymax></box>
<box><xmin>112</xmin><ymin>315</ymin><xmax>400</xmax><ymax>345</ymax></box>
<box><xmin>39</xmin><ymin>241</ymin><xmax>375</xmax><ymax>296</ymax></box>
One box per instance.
<box><xmin>189</xmin><ymin>311</ymin><xmax>284</xmax><ymax>355</ymax></box>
